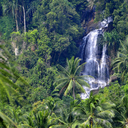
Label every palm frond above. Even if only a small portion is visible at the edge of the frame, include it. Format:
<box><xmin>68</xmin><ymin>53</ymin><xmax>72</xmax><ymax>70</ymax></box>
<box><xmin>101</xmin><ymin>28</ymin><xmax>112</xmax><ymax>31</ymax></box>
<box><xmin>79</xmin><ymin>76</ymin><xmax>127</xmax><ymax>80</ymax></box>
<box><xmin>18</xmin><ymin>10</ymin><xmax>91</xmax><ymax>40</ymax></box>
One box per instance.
<box><xmin>0</xmin><ymin>63</ymin><xmax>9</xmax><ymax>70</ymax></box>
<box><xmin>75</xmin><ymin>81</ymin><xmax>86</xmax><ymax>93</ymax></box>
<box><xmin>50</xmin><ymin>125</ymin><xmax>66</xmax><ymax>128</ymax></box>
<box><xmin>90</xmin><ymin>102</ymin><xmax>95</xmax><ymax>109</ymax></box>
<box><xmin>18</xmin><ymin>124</ymin><xmax>33</xmax><ymax>128</ymax></box>
<box><xmin>55</xmin><ymin>81</ymin><xmax>68</xmax><ymax>90</ymax></box>
<box><xmin>64</xmin><ymin>80</ymin><xmax>73</xmax><ymax>96</ymax></box>
<box><xmin>80</xmin><ymin>116</ymin><xmax>91</xmax><ymax>127</ymax></box>
<box><xmin>0</xmin><ymin>68</ymin><xmax>13</xmax><ymax>77</ymax></box>
<box><xmin>120</xmin><ymin>41</ymin><xmax>127</xmax><ymax>52</ymax></box>
<box><xmin>57</xmin><ymin>64</ymin><xmax>69</xmax><ymax>77</ymax></box>
<box><xmin>66</xmin><ymin>57</ymin><xmax>72</xmax><ymax>74</ymax></box>
<box><xmin>0</xmin><ymin>74</ymin><xmax>20</xmax><ymax>89</ymax></box>
<box><xmin>73</xmin><ymin>106</ymin><xmax>86</xmax><ymax>116</ymax></box>
<box><xmin>97</xmin><ymin>110</ymin><xmax>114</xmax><ymax>118</ymax></box>
<box><xmin>101</xmin><ymin>102</ymin><xmax>116</xmax><ymax>109</ymax></box>
<box><xmin>74</xmin><ymin>62</ymin><xmax>86</xmax><ymax>76</ymax></box>
<box><xmin>0</xmin><ymin>111</ymin><xmax>18</xmax><ymax>128</ymax></box>
<box><xmin>121</xmin><ymin>70</ymin><xmax>126</xmax><ymax>81</ymax></box>
<box><xmin>0</xmin><ymin>80</ymin><xmax>11</xmax><ymax>102</ymax></box>
<box><xmin>96</xmin><ymin>106</ymin><xmax>103</xmax><ymax>112</ymax></box>
<box><xmin>74</xmin><ymin>58</ymin><xmax>81</xmax><ymax>70</ymax></box>
<box><xmin>94</xmin><ymin>118</ymin><xmax>113</xmax><ymax>128</ymax></box>
<box><xmin>72</xmin><ymin>121</ymin><xmax>81</xmax><ymax>128</ymax></box>
<box><xmin>59</xmin><ymin>84</ymin><xmax>68</xmax><ymax>95</ymax></box>
<box><xmin>54</xmin><ymin>77</ymin><xmax>69</xmax><ymax>85</ymax></box>
<box><xmin>76</xmin><ymin>79</ymin><xmax>90</xmax><ymax>88</ymax></box>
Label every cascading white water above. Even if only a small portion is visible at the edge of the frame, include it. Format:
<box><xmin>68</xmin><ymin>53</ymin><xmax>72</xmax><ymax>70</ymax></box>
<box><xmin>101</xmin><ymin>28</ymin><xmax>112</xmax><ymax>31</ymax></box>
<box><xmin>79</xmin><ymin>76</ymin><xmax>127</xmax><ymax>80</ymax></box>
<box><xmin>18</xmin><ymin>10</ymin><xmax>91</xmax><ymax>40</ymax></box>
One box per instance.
<box><xmin>80</xmin><ymin>17</ymin><xmax>112</xmax><ymax>99</ymax></box>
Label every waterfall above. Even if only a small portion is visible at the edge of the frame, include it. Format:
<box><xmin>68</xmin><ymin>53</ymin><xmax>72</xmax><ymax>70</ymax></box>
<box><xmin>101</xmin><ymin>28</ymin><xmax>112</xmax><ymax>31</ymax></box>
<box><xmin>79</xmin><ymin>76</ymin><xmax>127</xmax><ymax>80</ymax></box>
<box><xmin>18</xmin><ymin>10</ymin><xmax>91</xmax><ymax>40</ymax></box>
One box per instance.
<box><xmin>80</xmin><ymin>17</ymin><xmax>112</xmax><ymax>99</ymax></box>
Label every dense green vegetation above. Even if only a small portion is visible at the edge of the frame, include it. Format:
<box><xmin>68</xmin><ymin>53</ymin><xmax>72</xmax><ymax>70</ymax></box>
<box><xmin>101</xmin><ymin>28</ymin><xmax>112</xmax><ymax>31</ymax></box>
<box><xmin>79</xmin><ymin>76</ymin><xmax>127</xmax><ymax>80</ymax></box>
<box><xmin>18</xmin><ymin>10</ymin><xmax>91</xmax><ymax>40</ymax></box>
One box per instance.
<box><xmin>1</xmin><ymin>0</ymin><xmax>128</xmax><ymax>127</ymax></box>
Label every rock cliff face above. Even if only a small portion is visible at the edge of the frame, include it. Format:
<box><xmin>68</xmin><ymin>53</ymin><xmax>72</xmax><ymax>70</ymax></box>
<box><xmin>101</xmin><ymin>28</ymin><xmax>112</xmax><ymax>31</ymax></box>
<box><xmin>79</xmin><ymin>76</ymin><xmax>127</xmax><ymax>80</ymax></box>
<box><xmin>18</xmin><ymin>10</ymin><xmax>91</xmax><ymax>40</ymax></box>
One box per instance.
<box><xmin>82</xmin><ymin>7</ymin><xmax>113</xmax><ymax>35</ymax></box>
<box><xmin>91</xmin><ymin>75</ymin><xmax>120</xmax><ymax>95</ymax></box>
<box><xmin>84</xmin><ymin>18</ymin><xmax>99</xmax><ymax>34</ymax></box>
<box><xmin>81</xmin><ymin>7</ymin><xmax>99</xmax><ymax>35</ymax></box>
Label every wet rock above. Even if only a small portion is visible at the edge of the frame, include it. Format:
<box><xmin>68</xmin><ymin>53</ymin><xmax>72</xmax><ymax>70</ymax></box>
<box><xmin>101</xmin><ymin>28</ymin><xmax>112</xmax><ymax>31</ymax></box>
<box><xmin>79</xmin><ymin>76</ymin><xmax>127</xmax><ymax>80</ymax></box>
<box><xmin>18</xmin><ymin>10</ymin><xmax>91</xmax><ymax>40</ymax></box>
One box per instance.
<box><xmin>108</xmin><ymin>75</ymin><xmax>118</xmax><ymax>84</ymax></box>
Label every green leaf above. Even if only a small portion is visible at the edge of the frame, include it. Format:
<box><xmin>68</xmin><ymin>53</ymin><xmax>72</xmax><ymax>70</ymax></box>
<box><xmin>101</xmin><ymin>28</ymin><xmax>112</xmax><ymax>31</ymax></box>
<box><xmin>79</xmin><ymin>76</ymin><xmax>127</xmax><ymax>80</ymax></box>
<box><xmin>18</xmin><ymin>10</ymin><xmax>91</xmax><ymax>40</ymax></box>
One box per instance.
<box><xmin>64</xmin><ymin>79</ymin><xmax>73</xmax><ymax>96</ymax></box>
<box><xmin>75</xmin><ymin>80</ymin><xmax>86</xmax><ymax>93</ymax></box>
<box><xmin>0</xmin><ymin>111</ymin><xmax>18</xmax><ymax>127</ymax></box>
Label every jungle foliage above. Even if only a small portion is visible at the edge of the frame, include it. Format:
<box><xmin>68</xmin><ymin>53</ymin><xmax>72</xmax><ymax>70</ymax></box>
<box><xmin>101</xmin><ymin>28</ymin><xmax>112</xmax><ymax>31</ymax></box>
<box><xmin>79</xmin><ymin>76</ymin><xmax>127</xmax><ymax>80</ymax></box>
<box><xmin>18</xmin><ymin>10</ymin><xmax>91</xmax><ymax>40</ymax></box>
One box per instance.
<box><xmin>0</xmin><ymin>0</ymin><xmax>128</xmax><ymax>127</ymax></box>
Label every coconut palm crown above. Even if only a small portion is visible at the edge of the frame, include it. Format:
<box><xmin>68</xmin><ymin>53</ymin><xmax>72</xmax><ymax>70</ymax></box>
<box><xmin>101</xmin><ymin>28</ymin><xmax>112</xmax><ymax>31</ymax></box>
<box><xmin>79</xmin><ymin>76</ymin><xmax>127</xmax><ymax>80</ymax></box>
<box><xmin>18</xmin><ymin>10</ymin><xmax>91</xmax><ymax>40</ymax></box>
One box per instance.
<box><xmin>54</xmin><ymin>56</ymin><xmax>90</xmax><ymax>100</ymax></box>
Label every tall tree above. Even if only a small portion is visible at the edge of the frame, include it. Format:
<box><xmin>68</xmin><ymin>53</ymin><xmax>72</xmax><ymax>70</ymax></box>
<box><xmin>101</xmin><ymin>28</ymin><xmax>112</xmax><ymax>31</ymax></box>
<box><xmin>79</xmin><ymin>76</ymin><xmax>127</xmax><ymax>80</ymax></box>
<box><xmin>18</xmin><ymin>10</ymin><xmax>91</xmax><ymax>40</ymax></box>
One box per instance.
<box><xmin>2</xmin><ymin>0</ymin><xmax>20</xmax><ymax>32</ymax></box>
<box><xmin>21</xmin><ymin>0</ymin><xmax>40</xmax><ymax>33</ymax></box>
<box><xmin>51</xmin><ymin>108</ymin><xmax>79</xmax><ymax>128</ymax></box>
<box><xmin>32</xmin><ymin>0</ymin><xmax>83</xmax><ymax>64</ymax></box>
<box><xmin>54</xmin><ymin>57</ymin><xmax>90</xmax><ymax>100</ymax></box>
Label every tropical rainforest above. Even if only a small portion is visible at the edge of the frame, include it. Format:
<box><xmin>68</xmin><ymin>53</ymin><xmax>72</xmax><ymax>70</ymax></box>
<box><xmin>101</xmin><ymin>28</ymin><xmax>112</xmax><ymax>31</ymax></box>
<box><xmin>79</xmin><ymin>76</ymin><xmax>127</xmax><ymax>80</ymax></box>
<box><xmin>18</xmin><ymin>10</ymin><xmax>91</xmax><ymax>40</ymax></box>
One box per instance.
<box><xmin>0</xmin><ymin>0</ymin><xmax>128</xmax><ymax>127</ymax></box>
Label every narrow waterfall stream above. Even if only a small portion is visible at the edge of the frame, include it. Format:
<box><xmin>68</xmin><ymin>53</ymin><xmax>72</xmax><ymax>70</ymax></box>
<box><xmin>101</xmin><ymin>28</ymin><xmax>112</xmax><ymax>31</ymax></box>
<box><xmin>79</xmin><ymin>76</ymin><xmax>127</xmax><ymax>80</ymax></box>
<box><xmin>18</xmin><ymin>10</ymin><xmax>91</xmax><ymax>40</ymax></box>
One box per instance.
<box><xmin>80</xmin><ymin>17</ymin><xmax>112</xmax><ymax>99</ymax></box>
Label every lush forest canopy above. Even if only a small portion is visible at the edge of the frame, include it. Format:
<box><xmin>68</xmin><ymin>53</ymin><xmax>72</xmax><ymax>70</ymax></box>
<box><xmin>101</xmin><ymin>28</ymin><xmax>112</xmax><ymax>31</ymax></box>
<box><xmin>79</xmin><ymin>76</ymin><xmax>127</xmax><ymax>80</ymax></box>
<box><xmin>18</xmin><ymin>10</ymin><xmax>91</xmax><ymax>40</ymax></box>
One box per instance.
<box><xmin>1</xmin><ymin>0</ymin><xmax>128</xmax><ymax>127</ymax></box>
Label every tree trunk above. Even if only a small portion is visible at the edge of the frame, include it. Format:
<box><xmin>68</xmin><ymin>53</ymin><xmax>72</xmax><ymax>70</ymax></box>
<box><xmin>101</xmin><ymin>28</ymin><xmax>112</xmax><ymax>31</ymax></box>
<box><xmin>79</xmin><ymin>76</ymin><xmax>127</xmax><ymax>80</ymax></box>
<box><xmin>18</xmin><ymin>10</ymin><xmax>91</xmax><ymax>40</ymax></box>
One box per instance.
<box><xmin>15</xmin><ymin>10</ymin><xmax>19</xmax><ymax>32</ymax></box>
<box><xmin>22</xmin><ymin>6</ymin><xmax>26</xmax><ymax>33</ymax></box>
<box><xmin>22</xmin><ymin>6</ymin><xmax>26</xmax><ymax>50</ymax></box>
<box><xmin>73</xmin><ymin>83</ymin><xmax>75</xmax><ymax>100</ymax></box>
<box><xmin>15</xmin><ymin>19</ymin><xmax>19</xmax><ymax>32</ymax></box>
<box><xmin>57</xmin><ymin>52</ymin><xmax>61</xmax><ymax>63</ymax></box>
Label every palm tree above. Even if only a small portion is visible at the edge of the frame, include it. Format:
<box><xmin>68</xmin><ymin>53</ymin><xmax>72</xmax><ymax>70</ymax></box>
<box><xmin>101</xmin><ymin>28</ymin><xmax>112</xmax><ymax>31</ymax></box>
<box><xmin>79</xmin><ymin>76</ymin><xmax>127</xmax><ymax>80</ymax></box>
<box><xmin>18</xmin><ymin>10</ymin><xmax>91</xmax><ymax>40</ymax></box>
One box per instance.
<box><xmin>114</xmin><ymin>95</ymin><xmax>128</xmax><ymax>128</ymax></box>
<box><xmin>73</xmin><ymin>94</ymin><xmax>115</xmax><ymax>128</ymax></box>
<box><xmin>0</xmin><ymin>108</ymin><xmax>34</xmax><ymax>128</ymax></box>
<box><xmin>39</xmin><ymin>96</ymin><xmax>63</xmax><ymax>117</ymax></box>
<box><xmin>54</xmin><ymin>56</ymin><xmax>90</xmax><ymax>100</ymax></box>
<box><xmin>112</xmin><ymin>38</ymin><xmax>128</xmax><ymax>81</ymax></box>
<box><xmin>22</xmin><ymin>0</ymin><xmax>40</xmax><ymax>33</ymax></box>
<box><xmin>2</xmin><ymin>0</ymin><xmax>40</xmax><ymax>33</ymax></box>
<box><xmin>2</xmin><ymin>0</ymin><xmax>20</xmax><ymax>32</ymax></box>
<box><xmin>25</xmin><ymin>110</ymin><xmax>58</xmax><ymax>128</ymax></box>
<box><xmin>51</xmin><ymin>107</ymin><xmax>80</xmax><ymax>128</ymax></box>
